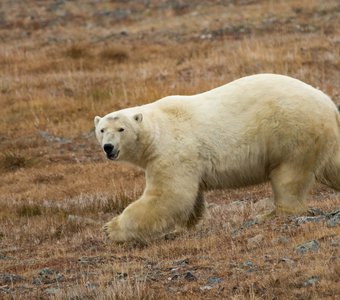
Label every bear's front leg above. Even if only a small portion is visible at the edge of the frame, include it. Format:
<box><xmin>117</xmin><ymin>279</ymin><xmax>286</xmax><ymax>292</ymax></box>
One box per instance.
<box><xmin>103</xmin><ymin>216</ymin><xmax>129</xmax><ymax>242</ymax></box>
<box><xmin>104</xmin><ymin>169</ymin><xmax>201</xmax><ymax>242</ymax></box>
<box><xmin>103</xmin><ymin>198</ymin><xmax>177</xmax><ymax>242</ymax></box>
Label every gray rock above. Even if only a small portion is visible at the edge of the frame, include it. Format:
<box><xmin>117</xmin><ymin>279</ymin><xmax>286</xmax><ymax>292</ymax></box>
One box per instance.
<box><xmin>0</xmin><ymin>253</ymin><xmax>6</xmax><ymax>259</ymax></box>
<box><xmin>241</xmin><ymin>261</ymin><xmax>254</xmax><ymax>268</ymax></box>
<box><xmin>247</xmin><ymin>234</ymin><xmax>264</xmax><ymax>248</ymax></box>
<box><xmin>115</xmin><ymin>272</ymin><xmax>128</xmax><ymax>280</ymax></box>
<box><xmin>38</xmin><ymin>131</ymin><xmax>71</xmax><ymax>145</ymax></box>
<box><xmin>85</xmin><ymin>281</ymin><xmax>96</xmax><ymax>290</ymax></box>
<box><xmin>184</xmin><ymin>271</ymin><xmax>197</xmax><ymax>281</ymax></box>
<box><xmin>207</xmin><ymin>277</ymin><xmax>222</xmax><ymax>284</ymax></box>
<box><xmin>326</xmin><ymin>211</ymin><xmax>340</xmax><ymax>228</ymax></box>
<box><xmin>34</xmin><ymin>268</ymin><xmax>64</xmax><ymax>285</ymax></box>
<box><xmin>173</xmin><ymin>258</ymin><xmax>189</xmax><ymax>266</ymax></box>
<box><xmin>303</xmin><ymin>276</ymin><xmax>319</xmax><ymax>287</ymax></box>
<box><xmin>307</xmin><ymin>208</ymin><xmax>325</xmax><ymax>216</ymax></box>
<box><xmin>330</xmin><ymin>236</ymin><xmax>340</xmax><ymax>247</ymax></box>
<box><xmin>45</xmin><ymin>288</ymin><xmax>61</xmax><ymax>295</ymax></box>
<box><xmin>242</xmin><ymin>219</ymin><xmax>257</xmax><ymax>229</ymax></box>
<box><xmin>279</xmin><ymin>257</ymin><xmax>295</xmax><ymax>267</ymax></box>
<box><xmin>0</xmin><ymin>274</ymin><xmax>24</xmax><ymax>284</ymax></box>
<box><xmin>296</xmin><ymin>240</ymin><xmax>320</xmax><ymax>254</ymax></box>
<box><xmin>240</xmin><ymin>261</ymin><xmax>257</xmax><ymax>272</ymax></box>
<box><xmin>67</xmin><ymin>215</ymin><xmax>98</xmax><ymax>225</ymax></box>
<box><xmin>168</xmin><ymin>274</ymin><xmax>179</xmax><ymax>281</ymax></box>
<box><xmin>293</xmin><ymin>216</ymin><xmax>326</xmax><ymax>225</ymax></box>
<box><xmin>200</xmin><ymin>285</ymin><xmax>213</xmax><ymax>291</ymax></box>
<box><xmin>272</xmin><ymin>235</ymin><xmax>290</xmax><ymax>245</ymax></box>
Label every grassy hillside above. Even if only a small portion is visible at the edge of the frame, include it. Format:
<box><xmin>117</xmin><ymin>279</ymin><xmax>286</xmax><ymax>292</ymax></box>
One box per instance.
<box><xmin>0</xmin><ymin>0</ymin><xmax>339</xmax><ymax>299</ymax></box>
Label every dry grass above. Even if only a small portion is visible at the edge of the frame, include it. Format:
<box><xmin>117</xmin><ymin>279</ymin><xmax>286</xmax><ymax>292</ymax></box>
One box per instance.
<box><xmin>0</xmin><ymin>0</ymin><xmax>339</xmax><ymax>299</ymax></box>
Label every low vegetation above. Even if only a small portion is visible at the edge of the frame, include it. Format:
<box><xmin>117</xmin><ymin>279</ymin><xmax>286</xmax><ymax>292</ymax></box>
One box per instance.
<box><xmin>0</xmin><ymin>0</ymin><xmax>339</xmax><ymax>299</ymax></box>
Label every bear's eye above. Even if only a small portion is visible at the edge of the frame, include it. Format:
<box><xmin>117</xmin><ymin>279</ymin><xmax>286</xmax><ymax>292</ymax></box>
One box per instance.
<box><xmin>118</xmin><ymin>128</ymin><xmax>125</xmax><ymax>132</ymax></box>
<box><xmin>100</xmin><ymin>129</ymin><xmax>104</xmax><ymax>133</ymax></box>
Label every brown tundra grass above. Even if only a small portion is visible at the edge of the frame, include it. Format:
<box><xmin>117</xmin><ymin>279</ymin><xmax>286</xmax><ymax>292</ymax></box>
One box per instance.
<box><xmin>0</xmin><ymin>0</ymin><xmax>339</xmax><ymax>299</ymax></box>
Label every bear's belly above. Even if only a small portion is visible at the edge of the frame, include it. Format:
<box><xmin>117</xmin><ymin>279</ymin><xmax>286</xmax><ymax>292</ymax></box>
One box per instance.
<box><xmin>200</xmin><ymin>161</ymin><xmax>269</xmax><ymax>190</ymax></box>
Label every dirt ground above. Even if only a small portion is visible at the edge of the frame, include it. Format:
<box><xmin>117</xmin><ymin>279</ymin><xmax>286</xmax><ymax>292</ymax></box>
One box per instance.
<box><xmin>0</xmin><ymin>0</ymin><xmax>339</xmax><ymax>299</ymax></box>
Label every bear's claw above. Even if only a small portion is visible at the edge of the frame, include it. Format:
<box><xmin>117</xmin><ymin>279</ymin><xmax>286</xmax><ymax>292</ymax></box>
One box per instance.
<box><xmin>103</xmin><ymin>224</ymin><xmax>109</xmax><ymax>237</ymax></box>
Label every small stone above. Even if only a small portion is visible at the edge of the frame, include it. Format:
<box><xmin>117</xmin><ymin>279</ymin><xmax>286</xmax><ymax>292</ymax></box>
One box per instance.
<box><xmin>293</xmin><ymin>216</ymin><xmax>325</xmax><ymax>225</ymax></box>
<box><xmin>184</xmin><ymin>271</ymin><xmax>197</xmax><ymax>281</ymax></box>
<box><xmin>0</xmin><ymin>253</ymin><xmax>6</xmax><ymax>259</ymax></box>
<box><xmin>303</xmin><ymin>276</ymin><xmax>319</xmax><ymax>287</ymax></box>
<box><xmin>330</xmin><ymin>236</ymin><xmax>340</xmax><ymax>247</ymax></box>
<box><xmin>296</xmin><ymin>240</ymin><xmax>320</xmax><ymax>254</ymax></box>
<box><xmin>67</xmin><ymin>215</ymin><xmax>98</xmax><ymax>225</ymax></box>
<box><xmin>45</xmin><ymin>288</ymin><xmax>61</xmax><ymax>295</ymax></box>
<box><xmin>115</xmin><ymin>272</ymin><xmax>128</xmax><ymax>280</ymax></box>
<box><xmin>279</xmin><ymin>257</ymin><xmax>295</xmax><ymax>267</ymax></box>
<box><xmin>168</xmin><ymin>274</ymin><xmax>179</xmax><ymax>281</ymax></box>
<box><xmin>247</xmin><ymin>234</ymin><xmax>264</xmax><ymax>248</ymax></box>
<box><xmin>326</xmin><ymin>212</ymin><xmax>340</xmax><ymax>228</ymax></box>
<box><xmin>272</xmin><ymin>235</ymin><xmax>290</xmax><ymax>245</ymax></box>
<box><xmin>242</xmin><ymin>219</ymin><xmax>257</xmax><ymax>229</ymax></box>
<box><xmin>200</xmin><ymin>285</ymin><xmax>213</xmax><ymax>291</ymax></box>
<box><xmin>85</xmin><ymin>281</ymin><xmax>96</xmax><ymax>290</ymax></box>
<box><xmin>240</xmin><ymin>260</ymin><xmax>256</xmax><ymax>272</ymax></box>
<box><xmin>0</xmin><ymin>274</ymin><xmax>24</xmax><ymax>284</ymax></box>
<box><xmin>253</xmin><ymin>198</ymin><xmax>275</xmax><ymax>212</ymax></box>
<box><xmin>207</xmin><ymin>277</ymin><xmax>222</xmax><ymax>284</ymax></box>
<box><xmin>307</xmin><ymin>208</ymin><xmax>324</xmax><ymax>216</ymax></box>
<box><xmin>36</xmin><ymin>268</ymin><xmax>64</xmax><ymax>284</ymax></box>
<box><xmin>173</xmin><ymin>258</ymin><xmax>189</xmax><ymax>266</ymax></box>
<box><xmin>241</xmin><ymin>261</ymin><xmax>254</xmax><ymax>268</ymax></box>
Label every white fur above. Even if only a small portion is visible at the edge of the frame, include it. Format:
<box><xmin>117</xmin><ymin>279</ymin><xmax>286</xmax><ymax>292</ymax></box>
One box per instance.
<box><xmin>94</xmin><ymin>74</ymin><xmax>340</xmax><ymax>242</ymax></box>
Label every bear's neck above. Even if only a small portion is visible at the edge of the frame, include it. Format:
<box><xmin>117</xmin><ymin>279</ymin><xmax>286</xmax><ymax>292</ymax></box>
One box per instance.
<box><xmin>128</xmin><ymin>119</ymin><xmax>160</xmax><ymax>169</ymax></box>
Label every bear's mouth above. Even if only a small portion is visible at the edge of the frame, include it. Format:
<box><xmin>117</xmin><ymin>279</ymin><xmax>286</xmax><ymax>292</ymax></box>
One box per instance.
<box><xmin>107</xmin><ymin>150</ymin><xmax>120</xmax><ymax>160</ymax></box>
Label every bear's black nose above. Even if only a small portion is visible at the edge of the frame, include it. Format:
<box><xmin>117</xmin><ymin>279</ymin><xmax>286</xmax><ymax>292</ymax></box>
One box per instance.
<box><xmin>103</xmin><ymin>143</ymin><xmax>114</xmax><ymax>154</ymax></box>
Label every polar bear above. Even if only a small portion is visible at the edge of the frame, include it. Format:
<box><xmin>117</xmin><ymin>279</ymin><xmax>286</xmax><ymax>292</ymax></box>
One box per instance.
<box><xmin>94</xmin><ymin>74</ymin><xmax>340</xmax><ymax>242</ymax></box>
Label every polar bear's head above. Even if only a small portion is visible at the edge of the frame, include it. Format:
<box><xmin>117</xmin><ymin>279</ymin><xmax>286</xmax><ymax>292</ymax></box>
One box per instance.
<box><xmin>94</xmin><ymin>111</ymin><xmax>143</xmax><ymax>162</ymax></box>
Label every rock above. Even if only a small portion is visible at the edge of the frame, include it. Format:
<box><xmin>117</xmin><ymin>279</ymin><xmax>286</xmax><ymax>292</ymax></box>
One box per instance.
<box><xmin>241</xmin><ymin>261</ymin><xmax>254</xmax><ymax>268</ymax></box>
<box><xmin>242</xmin><ymin>219</ymin><xmax>257</xmax><ymax>229</ymax></box>
<box><xmin>293</xmin><ymin>216</ymin><xmax>326</xmax><ymax>225</ymax></box>
<box><xmin>168</xmin><ymin>274</ymin><xmax>179</xmax><ymax>281</ymax></box>
<box><xmin>303</xmin><ymin>276</ymin><xmax>319</xmax><ymax>286</ymax></box>
<box><xmin>67</xmin><ymin>215</ymin><xmax>98</xmax><ymax>225</ymax></box>
<box><xmin>115</xmin><ymin>272</ymin><xmax>128</xmax><ymax>280</ymax></box>
<box><xmin>279</xmin><ymin>257</ymin><xmax>295</xmax><ymax>267</ymax></box>
<box><xmin>307</xmin><ymin>208</ymin><xmax>325</xmax><ymax>216</ymax></box>
<box><xmin>0</xmin><ymin>274</ymin><xmax>24</xmax><ymax>284</ymax></box>
<box><xmin>272</xmin><ymin>235</ymin><xmax>290</xmax><ymax>245</ymax></box>
<box><xmin>253</xmin><ymin>198</ymin><xmax>275</xmax><ymax>212</ymax></box>
<box><xmin>247</xmin><ymin>234</ymin><xmax>264</xmax><ymax>248</ymax></box>
<box><xmin>45</xmin><ymin>288</ymin><xmax>61</xmax><ymax>295</ymax></box>
<box><xmin>173</xmin><ymin>258</ymin><xmax>189</xmax><ymax>266</ymax></box>
<box><xmin>200</xmin><ymin>285</ymin><xmax>213</xmax><ymax>291</ymax></box>
<box><xmin>296</xmin><ymin>240</ymin><xmax>320</xmax><ymax>254</ymax></box>
<box><xmin>184</xmin><ymin>271</ymin><xmax>197</xmax><ymax>281</ymax></box>
<box><xmin>38</xmin><ymin>131</ymin><xmax>71</xmax><ymax>145</ymax></box>
<box><xmin>85</xmin><ymin>281</ymin><xmax>96</xmax><ymax>290</ymax></box>
<box><xmin>207</xmin><ymin>277</ymin><xmax>222</xmax><ymax>284</ymax></box>
<box><xmin>326</xmin><ymin>211</ymin><xmax>340</xmax><ymax>228</ymax></box>
<box><xmin>330</xmin><ymin>236</ymin><xmax>340</xmax><ymax>247</ymax></box>
<box><xmin>240</xmin><ymin>261</ymin><xmax>256</xmax><ymax>272</ymax></box>
<box><xmin>33</xmin><ymin>268</ymin><xmax>64</xmax><ymax>285</ymax></box>
<box><xmin>0</xmin><ymin>253</ymin><xmax>6</xmax><ymax>259</ymax></box>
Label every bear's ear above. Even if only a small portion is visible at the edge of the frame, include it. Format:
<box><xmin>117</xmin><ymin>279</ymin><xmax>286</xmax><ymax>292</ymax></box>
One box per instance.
<box><xmin>133</xmin><ymin>113</ymin><xmax>143</xmax><ymax>123</ymax></box>
<box><xmin>94</xmin><ymin>116</ymin><xmax>101</xmax><ymax>127</ymax></box>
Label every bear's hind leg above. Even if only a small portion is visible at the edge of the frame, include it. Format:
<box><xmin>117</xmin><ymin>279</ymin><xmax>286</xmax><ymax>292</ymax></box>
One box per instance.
<box><xmin>270</xmin><ymin>163</ymin><xmax>314</xmax><ymax>216</ymax></box>
<box><xmin>317</xmin><ymin>150</ymin><xmax>340</xmax><ymax>191</ymax></box>
<box><xmin>185</xmin><ymin>190</ymin><xmax>206</xmax><ymax>228</ymax></box>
